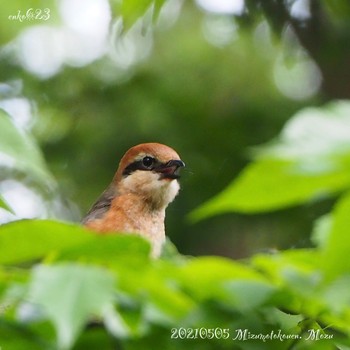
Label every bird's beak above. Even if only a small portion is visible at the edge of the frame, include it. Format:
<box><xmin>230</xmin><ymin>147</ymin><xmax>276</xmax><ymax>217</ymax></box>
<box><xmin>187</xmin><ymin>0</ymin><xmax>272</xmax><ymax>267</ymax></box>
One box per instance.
<box><xmin>155</xmin><ymin>159</ymin><xmax>185</xmax><ymax>180</ymax></box>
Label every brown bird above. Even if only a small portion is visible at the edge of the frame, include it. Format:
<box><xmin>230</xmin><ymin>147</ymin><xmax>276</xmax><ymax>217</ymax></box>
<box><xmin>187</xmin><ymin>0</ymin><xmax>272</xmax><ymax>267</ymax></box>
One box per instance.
<box><xmin>82</xmin><ymin>143</ymin><xmax>185</xmax><ymax>257</ymax></box>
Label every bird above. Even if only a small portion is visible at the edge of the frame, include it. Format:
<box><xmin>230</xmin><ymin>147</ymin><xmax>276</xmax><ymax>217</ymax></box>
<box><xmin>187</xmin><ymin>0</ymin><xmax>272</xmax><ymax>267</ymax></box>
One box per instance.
<box><xmin>82</xmin><ymin>143</ymin><xmax>185</xmax><ymax>258</ymax></box>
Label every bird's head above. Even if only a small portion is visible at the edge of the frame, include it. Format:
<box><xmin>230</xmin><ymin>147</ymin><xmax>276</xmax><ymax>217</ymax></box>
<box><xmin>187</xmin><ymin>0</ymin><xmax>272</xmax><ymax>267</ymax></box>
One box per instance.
<box><xmin>114</xmin><ymin>143</ymin><xmax>185</xmax><ymax>209</ymax></box>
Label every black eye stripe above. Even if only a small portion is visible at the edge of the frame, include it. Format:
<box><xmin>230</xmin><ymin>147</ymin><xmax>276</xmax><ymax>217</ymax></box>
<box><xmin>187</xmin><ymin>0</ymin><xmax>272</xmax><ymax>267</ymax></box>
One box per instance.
<box><xmin>122</xmin><ymin>160</ymin><xmax>143</xmax><ymax>176</ymax></box>
<box><xmin>122</xmin><ymin>157</ymin><xmax>157</xmax><ymax>176</ymax></box>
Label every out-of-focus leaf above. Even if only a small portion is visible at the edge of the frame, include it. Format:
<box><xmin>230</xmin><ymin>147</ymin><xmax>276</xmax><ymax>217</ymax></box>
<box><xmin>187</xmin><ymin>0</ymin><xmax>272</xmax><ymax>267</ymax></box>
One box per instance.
<box><xmin>190</xmin><ymin>158</ymin><xmax>350</xmax><ymax>220</ymax></box>
<box><xmin>0</xmin><ymin>266</ymin><xmax>30</xmax><ymax>309</ymax></box>
<box><xmin>311</xmin><ymin>214</ymin><xmax>332</xmax><ymax>249</ymax></box>
<box><xmin>102</xmin><ymin>304</ymin><xmax>132</xmax><ymax>338</ymax></box>
<box><xmin>264</xmin><ymin>308</ymin><xmax>303</xmax><ymax>331</ymax></box>
<box><xmin>112</xmin><ymin>0</ymin><xmax>165</xmax><ymax>29</ymax></box>
<box><xmin>224</xmin><ymin>280</ymin><xmax>275</xmax><ymax>311</ymax></box>
<box><xmin>258</xmin><ymin>101</ymin><xmax>350</xmax><ymax>161</ymax></box>
<box><xmin>0</xmin><ymin>109</ymin><xmax>55</xmax><ymax>187</ymax></box>
<box><xmin>322</xmin><ymin>191</ymin><xmax>350</xmax><ymax>278</ymax></box>
<box><xmin>252</xmin><ymin>250</ymin><xmax>322</xmax><ymax>295</ymax></box>
<box><xmin>153</xmin><ymin>0</ymin><xmax>167</xmax><ymax>22</ymax></box>
<box><xmin>120</xmin><ymin>0</ymin><xmax>153</xmax><ymax>26</ymax></box>
<box><xmin>114</xmin><ymin>262</ymin><xmax>195</xmax><ymax>324</ymax></box>
<box><xmin>143</xmin><ymin>269</ymin><xmax>195</xmax><ymax>323</ymax></box>
<box><xmin>58</xmin><ymin>234</ymin><xmax>151</xmax><ymax>266</ymax></box>
<box><xmin>178</xmin><ymin>257</ymin><xmax>271</xmax><ymax>303</ymax></box>
<box><xmin>73</xmin><ymin>327</ymin><xmax>113</xmax><ymax>350</ymax></box>
<box><xmin>0</xmin><ymin>318</ymin><xmax>54</xmax><ymax>350</ymax></box>
<box><xmin>0</xmin><ymin>194</ymin><xmax>13</xmax><ymax>213</ymax></box>
<box><xmin>191</xmin><ymin>101</ymin><xmax>350</xmax><ymax>221</ymax></box>
<box><xmin>159</xmin><ymin>237</ymin><xmax>185</xmax><ymax>262</ymax></box>
<box><xmin>0</xmin><ymin>219</ymin><xmax>154</xmax><ymax>268</ymax></box>
<box><xmin>27</xmin><ymin>263</ymin><xmax>115</xmax><ymax>350</ymax></box>
<box><xmin>322</xmin><ymin>275</ymin><xmax>350</xmax><ymax>315</ymax></box>
<box><xmin>252</xmin><ymin>250</ymin><xmax>324</xmax><ymax>316</ymax></box>
<box><xmin>0</xmin><ymin>220</ymin><xmax>93</xmax><ymax>264</ymax></box>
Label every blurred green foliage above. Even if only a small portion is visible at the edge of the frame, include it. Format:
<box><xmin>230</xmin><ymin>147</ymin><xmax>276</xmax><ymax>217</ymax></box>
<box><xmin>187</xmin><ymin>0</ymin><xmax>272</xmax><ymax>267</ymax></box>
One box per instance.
<box><xmin>1</xmin><ymin>212</ymin><xmax>350</xmax><ymax>349</ymax></box>
<box><xmin>1</xmin><ymin>0</ymin><xmax>350</xmax><ymax>349</ymax></box>
<box><xmin>0</xmin><ymin>110</ymin><xmax>54</xmax><ymax>187</ymax></box>
<box><xmin>191</xmin><ymin>101</ymin><xmax>350</xmax><ymax>219</ymax></box>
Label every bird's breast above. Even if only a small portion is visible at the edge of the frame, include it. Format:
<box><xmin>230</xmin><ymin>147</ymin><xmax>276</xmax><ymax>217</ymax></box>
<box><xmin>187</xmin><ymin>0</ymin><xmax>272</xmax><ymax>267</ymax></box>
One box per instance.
<box><xmin>86</xmin><ymin>193</ymin><xmax>166</xmax><ymax>257</ymax></box>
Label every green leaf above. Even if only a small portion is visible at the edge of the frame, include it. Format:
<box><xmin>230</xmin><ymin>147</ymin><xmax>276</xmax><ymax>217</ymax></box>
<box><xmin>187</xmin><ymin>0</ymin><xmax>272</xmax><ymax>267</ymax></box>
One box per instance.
<box><xmin>114</xmin><ymin>261</ymin><xmax>195</xmax><ymax>324</ymax></box>
<box><xmin>73</xmin><ymin>327</ymin><xmax>113</xmax><ymax>350</ymax></box>
<box><xmin>27</xmin><ymin>263</ymin><xmax>115</xmax><ymax>350</ymax></box>
<box><xmin>0</xmin><ymin>194</ymin><xmax>13</xmax><ymax>213</ymax></box>
<box><xmin>0</xmin><ymin>318</ymin><xmax>54</xmax><ymax>350</ymax></box>
<box><xmin>322</xmin><ymin>275</ymin><xmax>350</xmax><ymax>315</ymax></box>
<box><xmin>322</xmin><ymin>191</ymin><xmax>350</xmax><ymax>278</ymax></box>
<box><xmin>159</xmin><ymin>237</ymin><xmax>185</xmax><ymax>262</ymax></box>
<box><xmin>120</xmin><ymin>0</ymin><xmax>153</xmax><ymax>27</ymax></box>
<box><xmin>258</xmin><ymin>101</ymin><xmax>350</xmax><ymax>161</ymax></box>
<box><xmin>252</xmin><ymin>250</ymin><xmax>326</xmax><ymax>318</ymax></box>
<box><xmin>0</xmin><ymin>109</ymin><xmax>54</xmax><ymax>187</ymax></box>
<box><xmin>224</xmin><ymin>280</ymin><xmax>275</xmax><ymax>311</ymax></box>
<box><xmin>190</xmin><ymin>101</ymin><xmax>350</xmax><ymax>221</ymax></box>
<box><xmin>58</xmin><ymin>234</ymin><xmax>151</xmax><ymax>266</ymax></box>
<box><xmin>311</xmin><ymin>214</ymin><xmax>332</xmax><ymax>249</ymax></box>
<box><xmin>264</xmin><ymin>308</ymin><xmax>303</xmax><ymax>331</ymax></box>
<box><xmin>152</xmin><ymin>0</ymin><xmax>167</xmax><ymax>25</ymax></box>
<box><xmin>113</xmin><ymin>0</ymin><xmax>166</xmax><ymax>29</ymax></box>
<box><xmin>0</xmin><ymin>220</ymin><xmax>93</xmax><ymax>265</ymax></box>
<box><xmin>142</xmin><ymin>269</ymin><xmax>195</xmax><ymax>324</ymax></box>
<box><xmin>0</xmin><ymin>219</ymin><xmax>153</xmax><ymax>267</ymax></box>
<box><xmin>178</xmin><ymin>257</ymin><xmax>271</xmax><ymax>304</ymax></box>
<box><xmin>190</xmin><ymin>158</ymin><xmax>350</xmax><ymax>221</ymax></box>
<box><xmin>252</xmin><ymin>250</ymin><xmax>322</xmax><ymax>297</ymax></box>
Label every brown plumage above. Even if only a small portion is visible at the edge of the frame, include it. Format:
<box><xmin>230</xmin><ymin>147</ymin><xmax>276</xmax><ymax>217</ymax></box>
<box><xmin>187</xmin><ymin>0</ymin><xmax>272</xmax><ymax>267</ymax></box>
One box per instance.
<box><xmin>82</xmin><ymin>143</ymin><xmax>185</xmax><ymax>257</ymax></box>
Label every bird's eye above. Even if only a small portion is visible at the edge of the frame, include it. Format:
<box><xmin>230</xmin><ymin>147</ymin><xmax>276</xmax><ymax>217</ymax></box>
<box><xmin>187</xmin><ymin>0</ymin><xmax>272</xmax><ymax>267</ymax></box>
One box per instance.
<box><xmin>142</xmin><ymin>156</ymin><xmax>155</xmax><ymax>168</ymax></box>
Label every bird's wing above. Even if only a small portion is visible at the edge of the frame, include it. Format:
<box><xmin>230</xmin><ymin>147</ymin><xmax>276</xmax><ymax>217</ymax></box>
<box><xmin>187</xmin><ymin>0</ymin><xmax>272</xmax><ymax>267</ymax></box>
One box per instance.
<box><xmin>81</xmin><ymin>183</ymin><xmax>116</xmax><ymax>224</ymax></box>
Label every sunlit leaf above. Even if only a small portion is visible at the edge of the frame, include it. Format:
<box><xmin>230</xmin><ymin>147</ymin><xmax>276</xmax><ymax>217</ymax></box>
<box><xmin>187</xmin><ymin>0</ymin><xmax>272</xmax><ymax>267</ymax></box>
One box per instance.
<box><xmin>142</xmin><ymin>268</ymin><xmax>195</xmax><ymax>323</ymax></box>
<box><xmin>160</xmin><ymin>237</ymin><xmax>185</xmax><ymax>262</ymax></box>
<box><xmin>258</xmin><ymin>101</ymin><xmax>350</xmax><ymax>161</ymax></box>
<box><xmin>178</xmin><ymin>256</ymin><xmax>271</xmax><ymax>303</ymax></box>
<box><xmin>112</xmin><ymin>261</ymin><xmax>195</xmax><ymax>324</ymax></box>
<box><xmin>120</xmin><ymin>0</ymin><xmax>153</xmax><ymax>27</ymax></box>
<box><xmin>191</xmin><ymin>101</ymin><xmax>350</xmax><ymax>220</ymax></box>
<box><xmin>0</xmin><ymin>219</ymin><xmax>154</xmax><ymax>268</ymax></box>
<box><xmin>311</xmin><ymin>214</ymin><xmax>332</xmax><ymax>249</ymax></box>
<box><xmin>252</xmin><ymin>250</ymin><xmax>324</xmax><ymax>316</ymax></box>
<box><xmin>0</xmin><ymin>318</ymin><xmax>54</xmax><ymax>349</ymax></box>
<box><xmin>322</xmin><ymin>191</ymin><xmax>350</xmax><ymax>278</ymax></box>
<box><xmin>224</xmin><ymin>280</ymin><xmax>275</xmax><ymax>311</ymax></box>
<box><xmin>0</xmin><ymin>109</ymin><xmax>55</xmax><ymax>187</ymax></box>
<box><xmin>58</xmin><ymin>234</ymin><xmax>151</xmax><ymax>266</ymax></box>
<box><xmin>0</xmin><ymin>194</ymin><xmax>13</xmax><ymax>213</ymax></box>
<box><xmin>322</xmin><ymin>275</ymin><xmax>350</xmax><ymax>315</ymax></box>
<box><xmin>27</xmin><ymin>263</ymin><xmax>115</xmax><ymax>349</ymax></box>
<box><xmin>111</xmin><ymin>0</ymin><xmax>165</xmax><ymax>29</ymax></box>
<box><xmin>252</xmin><ymin>250</ymin><xmax>322</xmax><ymax>293</ymax></box>
<box><xmin>190</xmin><ymin>158</ymin><xmax>350</xmax><ymax>220</ymax></box>
<box><xmin>0</xmin><ymin>220</ymin><xmax>93</xmax><ymax>265</ymax></box>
